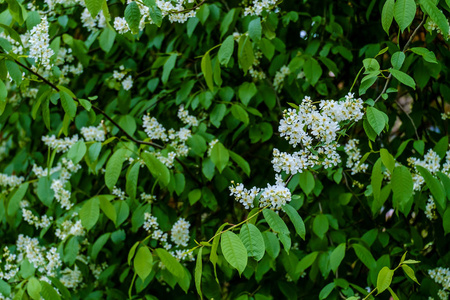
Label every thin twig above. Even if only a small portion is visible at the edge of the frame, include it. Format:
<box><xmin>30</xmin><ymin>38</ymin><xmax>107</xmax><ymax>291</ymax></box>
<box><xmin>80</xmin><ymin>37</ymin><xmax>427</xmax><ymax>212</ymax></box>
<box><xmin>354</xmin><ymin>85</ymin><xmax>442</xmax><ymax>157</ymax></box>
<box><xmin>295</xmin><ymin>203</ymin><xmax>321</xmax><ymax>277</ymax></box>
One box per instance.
<box><xmin>172</xmin><ymin>0</ymin><xmax>206</xmax><ymax>13</ymax></box>
<box><xmin>13</xmin><ymin>58</ymin><xmax>205</xmax><ymax>185</ymax></box>
<box><xmin>374</xmin><ymin>16</ymin><xmax>426</xmax><ymax>103</ymax></box>
<box><xmin>13</xmin><ymin>58</ymin><xmax>164</xmax><ymax>149</ymax></box>
<box><xmin>396</xmin><ymin>99</ymin><xmax>420</xmax><ymax>140</ymax></box>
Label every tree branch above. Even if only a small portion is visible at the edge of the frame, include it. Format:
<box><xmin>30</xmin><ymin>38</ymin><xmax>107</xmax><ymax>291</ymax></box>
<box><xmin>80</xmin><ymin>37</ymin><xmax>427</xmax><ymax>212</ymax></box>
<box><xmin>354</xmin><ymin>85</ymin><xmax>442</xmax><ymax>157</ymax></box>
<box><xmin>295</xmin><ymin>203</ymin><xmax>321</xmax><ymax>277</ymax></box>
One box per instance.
<box><xmin>374</xmin><ymin>16</ymin><xmax>426</xmax><ymax>103</ymax></box>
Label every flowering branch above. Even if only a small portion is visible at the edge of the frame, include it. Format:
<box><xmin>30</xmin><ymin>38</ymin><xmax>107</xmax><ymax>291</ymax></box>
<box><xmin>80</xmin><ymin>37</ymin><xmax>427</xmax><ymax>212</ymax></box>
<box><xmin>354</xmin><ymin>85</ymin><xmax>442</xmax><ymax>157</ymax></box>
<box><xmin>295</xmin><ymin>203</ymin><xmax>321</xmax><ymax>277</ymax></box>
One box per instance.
<box><xmin>172</xmin><ymin>0</ymin><xmax>207</xmax><ymax>13</ymax></box>
<box><xmin>11</xmin><ymin>58</ymin><xmax>164</xmax><ymax>149</ymax></box>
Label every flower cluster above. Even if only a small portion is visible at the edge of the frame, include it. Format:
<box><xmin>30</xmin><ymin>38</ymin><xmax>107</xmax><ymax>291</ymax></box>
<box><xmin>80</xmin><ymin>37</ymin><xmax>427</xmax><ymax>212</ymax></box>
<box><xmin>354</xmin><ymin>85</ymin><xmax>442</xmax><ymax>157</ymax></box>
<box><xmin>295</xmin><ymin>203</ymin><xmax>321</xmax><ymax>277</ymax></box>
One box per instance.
<box><xmin>33</xmin><ymin>158</ymin><xmax>81</xmax><ymax>210</ymax></box>
<box><xmin>142</xmin><ymin>106</ymin><xmax>199</xmax><ymax>167</ymax></box>
<box><xmin>273</xmin><ymin>65</ymin><xmax>290</xmax><ymax>91</ymax></box>
<box><xmin>81</xmin><ymin>123</ymin><xmax>107</xmax><ymax>142</ymax></box>
<box><xmin>112</xmin><ymin>186</ymin><xmax>127</xmax><ymax>200</ymax></box>
<box><xmin>112</xmin><ymin>65</ymin><xmax>133</xmax><ymax>91</ymax></box>
<box><xmin>81</xmin><ymin>8</ymin><xmax>106</xmax><ymax>32</ymax></box>
<box><xmin>428</xmin><ymin>267</ymin><xmax>450</xmax><ymax>300</ymax></box>
<box><xmin>55</xmin><ymin>216</ymin><xmax>86</xmax><ymax>240</ymax></box>
<box><xmin>344</xmin><ymin>139</ymin><xmax>369</xmax><ymax>175</ymax></box>
<box><xmin>0</xmin><ymin>174</ymin><xmax>24</xmax><ymax>190</ymax></box>
<box><xmin>425</xmin><ymin>18</ymin><xmax>450</xmax><ymax>40</ymax></box>
<box><xmin>243</xmin><ymin>0</ymin><xmax>278</xmax><ymax>16</ymax></box>
<box><xmin>143</xmin><ymin>213</ymin><xmax>194</xmax><ymax>262</ymax></box>
<box><xmin>42</xmin><ymin>134</ymin><xmax>80</xmax><ymax>153</ymax></box>
<box><xmin>22</xmin><ymin>208</ymin><xmax>53</xmax><ymax>229</ymax></box>
<box><xmin>178</xmin><ymin>105</ymin><xmax>199</xmax><ymax>127</ymax></box>
<box><xmin>274</xmin><ymin>94</ymin><xmax>364</xmax><ymax>174</ymax></box>
<box><xmin>28</xmin><ymin>17</ymin><xmax>54</xmax><ymax>70</ymax></box>
<box><xmin>407</xmin><ymin>148</ymin><xmax>450</xmax><ymax>191</ymax></box>
<box><xmin>425</xmin><ymin>196</ymin><xmax>437</xmax><ymax>221</ymax></box>
<box><xmin>141</xmin><ymin>192</ymin><xmax>156</xmax><ymax>203</ymax></box>
<box><xmin>249</xmin><ymin>51</ymin><xmax>266</xmax><ymax>80</ymax></box>
<box><xmin>114</xmin><ymin>0</ymin><xmax>197</xmax><ymax>35</ymax></box>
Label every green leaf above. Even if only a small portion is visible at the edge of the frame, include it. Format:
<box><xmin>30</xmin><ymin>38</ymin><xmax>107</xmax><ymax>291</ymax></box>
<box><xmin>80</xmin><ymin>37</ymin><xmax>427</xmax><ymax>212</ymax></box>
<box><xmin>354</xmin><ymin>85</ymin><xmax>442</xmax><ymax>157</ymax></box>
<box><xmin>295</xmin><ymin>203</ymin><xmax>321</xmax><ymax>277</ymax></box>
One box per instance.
<box><xmin>377</xmin><ymin>266</ymin><xmax>394</xmax><ymax>294</ymax></box>
<box><xmin>5</xmin><ymin>61</ymin><xmax>21</xmax><ymax>86</ymax></box>
<box><xmin>282</xmin><ymin>204</ymin><xmax>306</xmax><ymax>239</ymax></box>
<box><xmin>218</xmin><ymin>36</ymin><xmax>234</xmax><ymax>65</ymax></box>
<box><xmin>143</xmin><ymin>0</ymin><xmax>163</xmax><ymax>27</ymax></box>
<box><xmin>91</xmin><ymin>233</ymin><xmax>110</xmax><ymax>260</ymax></box>
<box><xmin>352</xmin><ymin>244</ymin><xmax>376</xmax><ymax>269</ymax></box>
<box><xmin>126</xmin><ymin>162</ymin><xmax>140</xmax><ymax>199</ymax></box>
<box><xmin>319</xmin><ymin>282</ymin><xmax>335</xmax><ymax>300</ymax></box>
<box><xmin>210</xmin><ymin>142</ymin><xmax>229</xmax><ymax>173</ymax></box>
<box><xmin>248</xmin><ymin>17</ymin><xmax>262</xmax><ymax>42</ymax></box>
<box><xmin>313</xmin><ymin>214</ymin><xmax>329</xmax><ymax>239</ymax></box>
<box><xmin>105</xmin><ymin>149</ymin><xmax>128</xmax><ymax>190</ymax></box>
<box><xmin>99</xmin><ymin>27</ymin><xmax>116</xmax><ymax>53</ymax></box>
<box><xmin>239</xmin><ymin>223</ymin><xmax>265</xmax><ymax>261</ymax></box>
<box><xmin>410</xmin><ymin>47</ymin><xmax>437</xmax><ymax>64</ymax></box>
<box><xmin>420</xmin><ymin>0</ymin><xmax>449</xmax><ymax>37</ymax></box>
<box><xmin>80</xmin><ymin>197</ymin><xmax>100</xmax><ymax>231</ymax></box>
<box><xmin>195</xmin><ymin>248</ymin><xmax>203</xmax><ymax>300</ymax></box>
<box><xmin>40</xmin><ymin>281</ymin><xmax>61</xmax><ymax>300</ymax></box>
<box><xmin>162</xmin><ymin>54</ymin><xmax>177</xmax><ymax>85</ymax></box>
<box><xmin>220</xmin><ymin>231</ymin><xmax>248</xmax><ymax>275</ymax></box>
<box><xmin>391</xmin><ymin>166</ymin><xmax>413</xmax><ymax>210</ymax></box>
<box><xmin>231</xmin><ymin>104</ymin><xmax>249</xmax><ymax>125</ymax></box>
<box><xmin>416</xmin><ymin>165</ymin><xmax>446</xmax><ymax>212</ymax></box>
<box><xmin>391</xmin><ymin>51</ymin><xmax>405</xmax><ymax>70</ymax></box>
<box><xmin>67</xmin><ymin>140</ymin><xmax>86</xmax><ymax>164</ymax></box>
<box><xmin>26</xmin><ymin>277</ymin><xmax>41</xmax><ymax>300</ymax></box>
<box><xmin>125</xmin><ymin>2</ymin><xmax>141</xmax><ymax>34</ymax></box>
<box><xmin>394</xmin><ymin>0</ymin><xmax>416</xmax><ymax>32</ymax></box>
<box><xmin>402</xmin><ymin>264</ymin><xmax>420</xmax><ymax>284</ymax></box>
<box><xmin>5</xmin><ymin>0</ymin><xmax>24</xmax><ymax>25</ymax></box>
<box><xmin>229</xmin><ymin>151</ymin><xmax>251</xmax><ymax>176</ymax></box>
<box><xmin>389</xmin><ymin>68</ymin><xmax>416</xmax><ymax>89</ymax></box>
<box><xmin>142</xmin><ymin>152</ymin><xmax>171</xmax><ymax>186</ymax></box>
<box><xmin>134</xmin><ymin>246</ymin><xmax>153</xmax><ymax>281</ymax></box>
<box><xmin>279</xmin><ymin>233</ymin><xmax>291</xmax><ymax>252</ymax></box>
<box><xmin>238</xmin><ymin>82</ymin><xmax>257</xmax><ymax>106</ymax></box>
<box><xmin>363</xmin><ymin>58</ymin><xmax>380</xmax><ymax>72</ymax></box>
<box><xmin>387</xmin><ymin>287</ymin><xmax>400</xmax><ymax>300</ymax></box>
<box><xmin>330</xmin><ymin>243</ymin><xmax>346</xmax><ymax>273</ymax></box>
<box><xmin>201</xmin><ymin>51</ymin><xmax>214</xmax><ymax>91</ymax></box>
<box><xmin>296</xmin><ymin>251</ymin><xmax>319</xmax><ymax>273</ymax></box>
<box><xmin>303</xmin><ymin>57</ymin><xmax>322</xmax><ymax>86</ymax></box>
<box><xmin>366</xmin><ymin>107</ymin><xmax>386</xmax><ymax>135</ymax></box>
<box><xmin>299</xmin><ymin>170</ymin><xmax>315</xmax><ymax>195</ymax></box>
<box><xmin>443</xmin><ymin>207</ymin><xmax>450</xmax><ymax>235</ymax></box>
<box><xmin>372</xmin><ymin>158</ymin><xmax>383</xmax><ymax>203</ymax></box>
<box><xmin>380</xmin><ymin>148</ymin><xmax>395</xmax><ymax>173</ymax></box>
<box><xmin>85</xmin><ymin>0</ymin><xmax>103</xmax><ymax>18</ymax></box>
<box><xmin>59</xmin><ymin>91</ymin><xmax>77</xmax><ymax>119</ymax></box>
<box><xmin>382</xmin><ymin>0</ymin><xmax>395</xmax><ymax>34</ymax></box>
<box><xmin>263</xmin><ymin>209</ymin><xmax>289</xmax><ymax>235</ymax></box>
<box><xmin>210</xmin><ymin>223</ymin><xmax>228</xmax><ymax>283</ymax></box>
<box><xmin>238</xmin><ymin>36</ymin><xmax>254</xmax><ymax>74</ymax></box>
<box><xmin>155</xmin><ymin>248</ymin><xmax>185</xmax><ymax>280</ymax></box>
<box><xmin>262</xmin><ymin>231</ymin><xmax>280</xmax><ymax>259</ymax></box>
<box><xmin>99</xmin><ymin>195</ymin><xmax>117</xmax><ymax>223</ymax></box>
<box><xmin>8</xmin><ymin>182</ymin><xmax>29</xmax><ymax>216</ymax></box>
<box><xmin>37</xmin><ymin>176</ymin><xmax>54</xmax><ymax>206</ymax></box>
<box><xmin>437</xmin><ymin>172</ymin><xmax>450</xmax><ymax>200</ymax></box>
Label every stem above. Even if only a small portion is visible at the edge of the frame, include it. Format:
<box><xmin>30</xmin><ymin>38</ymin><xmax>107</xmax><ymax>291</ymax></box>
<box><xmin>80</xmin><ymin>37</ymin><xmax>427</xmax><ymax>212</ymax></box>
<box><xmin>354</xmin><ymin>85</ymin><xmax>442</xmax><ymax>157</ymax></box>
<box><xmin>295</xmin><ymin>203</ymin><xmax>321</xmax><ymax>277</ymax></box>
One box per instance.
<box><xmin>363</xmin><ymin>287</ymin><xmax>377</xmax><ymax>300</ymax></box>
<box><xmin>171</xmin><ymin>0</ymin><xmax>206</xmax><ymax>13</ymax></box>
<box><xmin>128</xmin><ymin>272</ymin><xmax>137</xmax><ymax>300</ymax></box>
<box><xmin>374</xmin><ymin>16</ymin><xmax>426</xmax><ymax>103</ymax></box>
<box><xmin>11</xmin><ymin>58</ymin><xmax>164</xmax><ymax>149</ymax></box>
<box><xmin>349</xmin><ymin>66</ymin><xmax>364</xmax><ymax>93</ymax></box>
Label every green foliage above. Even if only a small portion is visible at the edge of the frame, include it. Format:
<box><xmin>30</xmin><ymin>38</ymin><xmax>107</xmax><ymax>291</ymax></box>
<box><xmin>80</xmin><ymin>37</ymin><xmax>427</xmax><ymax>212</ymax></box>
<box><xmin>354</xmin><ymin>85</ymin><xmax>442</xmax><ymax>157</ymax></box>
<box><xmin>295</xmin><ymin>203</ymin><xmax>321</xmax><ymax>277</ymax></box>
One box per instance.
<box><xmin>1</xmin><ymin>0</ymin><xmax>450</xmax><ymax>298</ymax></box>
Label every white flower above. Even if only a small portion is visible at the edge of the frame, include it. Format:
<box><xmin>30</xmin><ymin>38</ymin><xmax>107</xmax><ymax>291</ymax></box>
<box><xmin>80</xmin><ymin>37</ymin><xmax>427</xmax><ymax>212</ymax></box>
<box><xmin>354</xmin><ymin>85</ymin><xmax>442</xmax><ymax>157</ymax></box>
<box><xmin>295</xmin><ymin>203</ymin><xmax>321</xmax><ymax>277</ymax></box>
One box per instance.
<box><xmin>81</xmin><ymin>124</ymin><xmax>106</xmax><ymax>142</ymax></box>
<box><xmin>122</xmin><ymin>75</ymin><xmax>133</xmax><ymax>91</ymax></box>
<box><xmin>28</xmin><ymin>16</ymin><xmax>54</xmax><ymax>70</ymax></box>
<box><xmin>170</xmin><ymin>218</ymin><xmax>190</xmax><ymax>247</ymax></box>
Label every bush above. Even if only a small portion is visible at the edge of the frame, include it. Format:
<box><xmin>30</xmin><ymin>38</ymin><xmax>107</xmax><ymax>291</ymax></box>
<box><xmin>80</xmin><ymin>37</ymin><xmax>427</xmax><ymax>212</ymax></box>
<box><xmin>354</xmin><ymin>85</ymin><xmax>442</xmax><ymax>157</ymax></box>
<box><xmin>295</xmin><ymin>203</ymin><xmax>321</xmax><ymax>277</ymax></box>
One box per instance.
<box><xmin>0</xmin><ymin>0</ymin><xmax>450</xmax><ymax>299</ymax></box>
